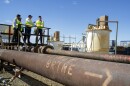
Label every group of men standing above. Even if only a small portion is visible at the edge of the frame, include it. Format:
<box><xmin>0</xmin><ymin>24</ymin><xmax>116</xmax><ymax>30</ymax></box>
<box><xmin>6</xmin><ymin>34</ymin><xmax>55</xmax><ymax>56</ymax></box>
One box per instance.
<box><xmin>12</xmin><ymin>14</ymin><xmax>44</xmax><ymax>44</ymax></box>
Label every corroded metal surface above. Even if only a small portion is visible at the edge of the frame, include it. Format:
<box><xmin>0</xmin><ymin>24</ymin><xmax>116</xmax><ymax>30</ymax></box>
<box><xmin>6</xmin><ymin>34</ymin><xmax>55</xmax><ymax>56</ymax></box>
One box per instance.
<box><xmin>0</xmin><ymin>50</ymin><xmax>130</xmax><ymax>86</ymax></box>
<box><xmin>43</xmin><ymin>47</ymin><xmax>130</xmax><ymax>64</ymax></box>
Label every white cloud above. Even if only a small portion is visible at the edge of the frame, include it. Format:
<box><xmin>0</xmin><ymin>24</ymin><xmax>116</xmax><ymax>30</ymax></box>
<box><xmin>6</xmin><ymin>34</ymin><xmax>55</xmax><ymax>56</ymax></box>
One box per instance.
<box><xmin>72</xmin><ymin>1</ymin><xmax>78</xmax><ymax>5</ymax></box>
<box><xmin>4</xmin><ymin>0</ymin><xmax>11</xmax><ymax>4</ymax></box>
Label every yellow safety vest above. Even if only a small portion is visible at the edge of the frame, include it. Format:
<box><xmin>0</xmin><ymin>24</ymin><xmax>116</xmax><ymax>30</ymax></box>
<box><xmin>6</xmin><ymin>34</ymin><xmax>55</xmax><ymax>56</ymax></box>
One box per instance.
<box><xmin>12</xmin><ymin>18</ymin><xmax>21</xmax><ymax>28</ymax></box>
<box><xmin>12</xmin><ymin>18</ymin><xmax>23</xmax><ymax>31</ymax></box>
<box><xmin>25</xmin><ymin>18</ymin><xmax>34</xmax><ymax>27</ymax></box>
<box><xmin>36</xmin><ymin>20</ymin><xmax>44</xmax><ymax>29</ymax></box>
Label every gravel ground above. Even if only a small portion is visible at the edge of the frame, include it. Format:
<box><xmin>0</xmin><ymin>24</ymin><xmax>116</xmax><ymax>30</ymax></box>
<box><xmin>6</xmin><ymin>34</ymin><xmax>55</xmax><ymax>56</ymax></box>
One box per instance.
<box><xmin>0</xmin><ymin>64</ymin><xmax>64</xmax><ymax>86</ymax></box>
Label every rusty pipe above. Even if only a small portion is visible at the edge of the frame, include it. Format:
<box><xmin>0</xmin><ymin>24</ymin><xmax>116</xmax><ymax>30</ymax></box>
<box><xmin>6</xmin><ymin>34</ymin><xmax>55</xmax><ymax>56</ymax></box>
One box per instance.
<box><xmin>38</xmin><ymin>46</ymin><xmax>130</xmax><ymax>64</ymax></box>
<box><xmin>0</xmin><ymin>49</ymin><xmax>130</xmax><ymax>86</ymax></box>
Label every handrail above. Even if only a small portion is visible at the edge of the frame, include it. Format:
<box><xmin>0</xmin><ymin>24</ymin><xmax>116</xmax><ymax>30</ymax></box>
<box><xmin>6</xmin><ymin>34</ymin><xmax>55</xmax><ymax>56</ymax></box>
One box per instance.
<box><xmin>0</xmin><ymin>23</ymin><xmax>51</xmax><ymax>45</ymax></box>
<box><xmin>0</xmin><ymin>24</ymin><xmax>51</xmax><ymax>29</ymax></box>
<box><xmin>0</xmin><ymin>24</ymin><xmax>12</xmax><ymax>26</ymax></box>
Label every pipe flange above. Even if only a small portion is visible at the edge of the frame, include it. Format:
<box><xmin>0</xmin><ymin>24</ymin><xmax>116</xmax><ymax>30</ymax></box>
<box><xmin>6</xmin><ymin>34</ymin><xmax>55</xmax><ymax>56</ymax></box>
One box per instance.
<box><xmin>41</xmin><ymin>45</ymin><xmax>54</xmax><ymax>54</ymax></box>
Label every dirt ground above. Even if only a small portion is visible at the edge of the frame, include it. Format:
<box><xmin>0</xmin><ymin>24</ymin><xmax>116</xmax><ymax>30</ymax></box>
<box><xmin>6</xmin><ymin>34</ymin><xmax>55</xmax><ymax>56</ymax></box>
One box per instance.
<box><xmin>0</xmin><ymin>64</ymin><xmax>64</xmax><ymax>86</ymax></box>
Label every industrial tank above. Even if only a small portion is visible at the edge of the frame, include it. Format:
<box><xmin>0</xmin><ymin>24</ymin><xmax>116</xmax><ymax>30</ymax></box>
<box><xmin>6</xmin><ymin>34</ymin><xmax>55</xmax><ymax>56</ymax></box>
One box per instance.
<box><xmin>54</xmin><ymin>31</ymin><xmax>60</xmax><ymax>41</ymax></box>
<box><xmin>86</xmin><ymin>15</ymin><xmax>111</xmax><ymax>53</ymax></box>
<box><xmin>86</xmin><ymin>29</ymin><xmax>111</xmax><ymax>53</ymax></box>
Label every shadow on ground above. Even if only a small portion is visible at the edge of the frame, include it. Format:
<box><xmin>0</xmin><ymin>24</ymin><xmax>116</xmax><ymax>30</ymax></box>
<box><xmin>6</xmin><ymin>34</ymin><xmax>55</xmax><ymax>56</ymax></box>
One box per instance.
<box><xmin>8</xmin><ymin>71</ymin><xmax>48</xmax><ymax>86</ymax></box>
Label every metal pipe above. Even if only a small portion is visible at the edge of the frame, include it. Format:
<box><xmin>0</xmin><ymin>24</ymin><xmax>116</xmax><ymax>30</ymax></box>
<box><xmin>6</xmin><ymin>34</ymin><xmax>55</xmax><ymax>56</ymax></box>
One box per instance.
<box><xmin>115</xmin><ymin>21</ymin><xmax>118</xmax><ymax>55</ymax></box>
<box><xmin>39</xmin><ymin>46</ymin><xmax>130</xmax><ymax>64</ymax></box>
<box><xmin>47</xmin><ymin>28</ymin><xmax>50</xmax><ymax>44</ymax></box>
<box><xmin>0</xmin><ymin>49</ymin><xmax>130</xmax><ymax>86</ymax></box>
<box><xmin>9</xmin><ymin>25</ymin><xmax>11</xmax><ymax>43</ymax></box>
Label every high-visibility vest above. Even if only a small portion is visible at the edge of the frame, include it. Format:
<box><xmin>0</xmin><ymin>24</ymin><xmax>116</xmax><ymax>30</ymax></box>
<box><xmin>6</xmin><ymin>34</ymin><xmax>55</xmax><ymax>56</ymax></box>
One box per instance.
<box><xmin>12</xmin><ymin>18</ymin><xmax>23</xmax><ymax>31</ymax></box>
<box><xmin>12</xmin><ymin>18</ymin><xmax>21</xmax><ymax>28</ymax></box>
<box><xmin>36</xmin><ymin>20</ymin><xmax>44</xmax><ymax>29</ymax></box>
<box><xmin>25</xmin><ymin>18</ymin><xmax>34</xmax><ymax>27</ymax></box>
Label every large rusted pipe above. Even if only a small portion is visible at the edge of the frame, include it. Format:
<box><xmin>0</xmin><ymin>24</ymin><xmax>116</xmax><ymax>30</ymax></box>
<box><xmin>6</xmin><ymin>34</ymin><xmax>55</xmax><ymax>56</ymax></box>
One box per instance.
<box><xmin>38</xmin><ymin>46</ymin><xmax>130</xmax><ymax>64</ymax></box>
<box><xmin>0</xmin><ymin>49</ymin><xmax>130</xmax><ymax>86</ymax></box>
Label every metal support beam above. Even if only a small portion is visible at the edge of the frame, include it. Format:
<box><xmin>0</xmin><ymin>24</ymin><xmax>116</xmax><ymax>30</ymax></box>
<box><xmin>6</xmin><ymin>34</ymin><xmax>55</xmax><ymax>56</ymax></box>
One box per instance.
<box><xmin>8</xmin><ymin>25</ymin><xmax>11</xmax><ymax>43</ymax></box>
<box><xmin>0</xmin><ymin>49</ymin><xmax>130</xmax><ymax>86</ymax></box>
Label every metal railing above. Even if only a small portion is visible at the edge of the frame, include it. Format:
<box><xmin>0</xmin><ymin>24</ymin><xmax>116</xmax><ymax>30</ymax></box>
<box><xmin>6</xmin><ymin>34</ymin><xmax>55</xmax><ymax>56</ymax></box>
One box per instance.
<box><xmin>0</xmin><ymin>24</ymin><xmax>51</xmax><ymax>46</ymax></box>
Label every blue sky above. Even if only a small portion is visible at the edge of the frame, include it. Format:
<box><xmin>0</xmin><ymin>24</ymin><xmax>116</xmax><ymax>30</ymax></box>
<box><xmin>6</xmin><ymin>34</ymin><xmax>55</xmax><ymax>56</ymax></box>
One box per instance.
<box><xmin>0</xmin><ymin>0</ymin><xmax>130</xmax><ymax>43</ymax></box>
